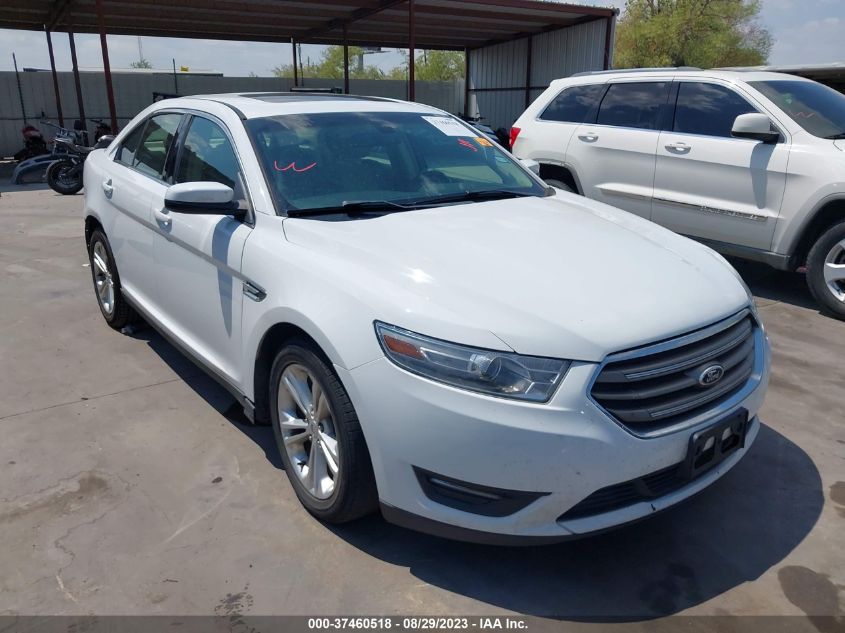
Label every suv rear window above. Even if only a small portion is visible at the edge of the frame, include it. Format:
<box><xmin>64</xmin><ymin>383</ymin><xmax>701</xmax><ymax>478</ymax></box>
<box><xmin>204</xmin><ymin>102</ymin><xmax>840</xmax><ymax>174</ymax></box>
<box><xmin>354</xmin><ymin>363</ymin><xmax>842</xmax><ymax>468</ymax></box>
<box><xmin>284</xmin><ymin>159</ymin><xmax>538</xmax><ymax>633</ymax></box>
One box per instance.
<box><xmin>540</xmin><ymin>84</ymin><xmax>605</xmax><ymax>123</ymax></box>
<box><xmin>597</xmin><ymin>82</ymin><xmax>669</xmax><ymax>130</ymax></box>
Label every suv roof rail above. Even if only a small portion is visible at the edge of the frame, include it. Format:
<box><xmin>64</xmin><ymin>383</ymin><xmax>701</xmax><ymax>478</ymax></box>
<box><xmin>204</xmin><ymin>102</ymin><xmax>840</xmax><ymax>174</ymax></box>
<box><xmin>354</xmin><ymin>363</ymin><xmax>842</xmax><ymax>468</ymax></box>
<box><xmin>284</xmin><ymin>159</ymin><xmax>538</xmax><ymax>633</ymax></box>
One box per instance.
<box><xmin>570</xmin><ymin>67</ymin><xmax>701</xmax><ymax>77</ymax></box>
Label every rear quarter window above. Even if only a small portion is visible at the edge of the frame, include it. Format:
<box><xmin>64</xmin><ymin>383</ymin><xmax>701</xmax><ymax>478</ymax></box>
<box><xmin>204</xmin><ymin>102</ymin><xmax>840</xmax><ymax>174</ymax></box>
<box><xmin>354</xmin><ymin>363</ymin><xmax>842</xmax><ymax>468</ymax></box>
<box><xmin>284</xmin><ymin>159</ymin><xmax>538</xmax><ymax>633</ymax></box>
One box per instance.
<box><xmin>539</xmin><ymin>84</ymin><xmax>605</xmax><ymax>123</ymax></box>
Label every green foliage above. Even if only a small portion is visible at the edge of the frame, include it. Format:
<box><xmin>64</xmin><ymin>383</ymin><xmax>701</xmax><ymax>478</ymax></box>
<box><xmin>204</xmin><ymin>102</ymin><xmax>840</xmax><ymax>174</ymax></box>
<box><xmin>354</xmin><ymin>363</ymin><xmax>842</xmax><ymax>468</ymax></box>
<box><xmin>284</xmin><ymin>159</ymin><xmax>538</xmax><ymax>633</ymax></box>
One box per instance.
<box><xmin>388</xmin><ymin>50</ymin><xmax>465</xmax><ymax>81</ymax></box>
<box><xmin>273</xmin><ymin>47</ymin><xmax>465</xmax><ymax>82</ymax></box>
<box><xmin>272</xmin><ymin>46</ymin><xmax>385</xmax><ymax>80</ymax></box>
<box><xmin>129</xmin><ymin>58</ymin><xmax>153</xmax><ymax>69</ymax></box>
<box><xmin>614</xmin><ymin>0</ymin><xmax>772</xmax><ymax>69</ymax></box>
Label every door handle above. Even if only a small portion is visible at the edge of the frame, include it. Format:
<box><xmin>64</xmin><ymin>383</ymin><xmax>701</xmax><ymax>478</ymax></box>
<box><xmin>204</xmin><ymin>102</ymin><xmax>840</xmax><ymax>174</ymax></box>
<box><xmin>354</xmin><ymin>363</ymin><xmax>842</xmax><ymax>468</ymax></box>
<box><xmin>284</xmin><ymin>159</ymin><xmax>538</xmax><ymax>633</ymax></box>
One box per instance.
<box><xmin>578</xmin><ymin>132</ymin><xmax>599</xmax><ymax>142</ymax></box>
<box><xmin>665</xmin><ymin>142</ymin><xmax>691</xmax><ymax>154</ymax></box>
<box><xmin>102</xmin><ymin>179</ymin><xmax>113</xmax><ymax>197</ymax></box>
<box><xmin>153</xmin><ymin>206</ymin><xmax>171</xmax><ymax>226</ymax></box>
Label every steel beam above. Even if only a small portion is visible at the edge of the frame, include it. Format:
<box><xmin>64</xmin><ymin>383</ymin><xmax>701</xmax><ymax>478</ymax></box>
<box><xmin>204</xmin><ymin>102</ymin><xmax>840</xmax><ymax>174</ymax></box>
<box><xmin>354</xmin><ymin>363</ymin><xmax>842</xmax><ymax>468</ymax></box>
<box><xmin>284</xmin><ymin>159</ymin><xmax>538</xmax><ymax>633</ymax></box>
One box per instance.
<box><xmin>343</xmin><ymin>25</ymin><xmax>350</xmax><ymax>94</ymax></box>
<box><xmin>45</xmin><ymin>28</ymin><xmax>64</xmax><ymax>126</ymax></box>
<box><xmin>408</xmin><ymin>0</ymin><xmax>415</xmax><ymax>102</ymax></box>
<box><xmin>67</xmin><ymin>28</ymin><xmax>86</xmax><ymax>133</ymax></box>
<box><xmin>96</xmin><ymin>0</ymin><xmax>118</xmax><ymax>133</ymax></box>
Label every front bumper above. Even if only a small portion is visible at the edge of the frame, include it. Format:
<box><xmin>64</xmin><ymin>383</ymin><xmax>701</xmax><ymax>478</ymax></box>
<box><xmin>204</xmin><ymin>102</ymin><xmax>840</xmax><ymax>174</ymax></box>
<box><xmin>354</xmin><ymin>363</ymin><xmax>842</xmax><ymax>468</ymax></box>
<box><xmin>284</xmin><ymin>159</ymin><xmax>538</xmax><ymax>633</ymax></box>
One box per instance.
<box><xmin>337</xmin><ymin>328</ymin><xmax>771</xmax><ymax>544</ymax></box>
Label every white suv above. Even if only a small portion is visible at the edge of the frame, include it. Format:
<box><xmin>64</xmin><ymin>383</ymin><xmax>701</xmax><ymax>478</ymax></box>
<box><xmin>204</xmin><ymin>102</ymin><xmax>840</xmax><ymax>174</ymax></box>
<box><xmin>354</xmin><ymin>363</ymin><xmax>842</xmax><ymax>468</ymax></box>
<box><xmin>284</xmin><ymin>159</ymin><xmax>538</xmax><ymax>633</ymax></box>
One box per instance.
<box><xmin>83</xmin><ymin>93</ymin><xmax>769</xmax><ymax>544</ymax></box>
<box><xmin>512</xmin><ymin>69</ymin><xmax>845</xmax><ymax>319</ymax></box>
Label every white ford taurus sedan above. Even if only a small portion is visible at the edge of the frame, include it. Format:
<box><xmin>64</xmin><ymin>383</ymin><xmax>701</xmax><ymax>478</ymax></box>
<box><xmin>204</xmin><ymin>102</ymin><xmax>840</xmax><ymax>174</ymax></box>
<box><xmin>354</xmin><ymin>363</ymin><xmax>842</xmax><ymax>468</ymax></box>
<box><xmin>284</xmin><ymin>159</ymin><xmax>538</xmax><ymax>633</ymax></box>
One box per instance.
<box><xmin>83</xmin><ymin>92</ymin><xmax>770</xmax><ymax>544</ymax></box>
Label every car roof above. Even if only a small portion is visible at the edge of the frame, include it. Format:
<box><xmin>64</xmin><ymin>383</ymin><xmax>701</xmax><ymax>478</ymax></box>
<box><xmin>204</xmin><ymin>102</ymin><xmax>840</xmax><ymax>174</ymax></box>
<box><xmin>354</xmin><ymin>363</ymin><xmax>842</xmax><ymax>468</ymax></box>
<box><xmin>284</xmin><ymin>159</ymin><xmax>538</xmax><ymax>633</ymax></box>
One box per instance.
<box><xmin>552</xmin><ymin>68</ymin><xmax>814</xmax><ymax>86</ymax></box>
<box><xmin>152</xmin><ymin>92</ymin><xmax>446</xmax><ymax>120</ymax></box>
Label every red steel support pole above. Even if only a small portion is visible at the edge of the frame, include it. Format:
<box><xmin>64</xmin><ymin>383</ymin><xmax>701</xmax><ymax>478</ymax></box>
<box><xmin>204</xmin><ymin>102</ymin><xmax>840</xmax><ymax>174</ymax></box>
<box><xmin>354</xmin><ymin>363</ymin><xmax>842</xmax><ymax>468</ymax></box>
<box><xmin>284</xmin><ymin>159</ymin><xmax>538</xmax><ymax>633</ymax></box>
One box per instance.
<box><xmin>408</xmin><ymin>0</ymin><xmax>415</xmax><ymax>101</ymax></box>
<box><xmin>292</xmin><ymin>39</ymin><xmax>299</xmax><ymax>87</ymax></box>
<box><xmin>45</xmin><ymin>29</ymin><xmax>64</xmax><ymax>126</ymax></box>
<box><xmin>96</xmin><ymin>0</ymin><xmax>118</xmax><ymax>133</ymax></box>
<box><xmin>67</xmin><ymin>29</ymin><xmax>86</xmax><ymax>131</ymax></box>
<box><xmin>343</xmin><ymin>26</ymin><xmax>350</xmax><ymax>94</ymax></box>
<box><xmin>525</xmin><ymin>36</ymin><xmax>533</xmax><ymax>109</ymax></box>
<box><xmin>463</xmin><ymin>47</ymin><xmax>470</xmax><ymax>117</ymax></box>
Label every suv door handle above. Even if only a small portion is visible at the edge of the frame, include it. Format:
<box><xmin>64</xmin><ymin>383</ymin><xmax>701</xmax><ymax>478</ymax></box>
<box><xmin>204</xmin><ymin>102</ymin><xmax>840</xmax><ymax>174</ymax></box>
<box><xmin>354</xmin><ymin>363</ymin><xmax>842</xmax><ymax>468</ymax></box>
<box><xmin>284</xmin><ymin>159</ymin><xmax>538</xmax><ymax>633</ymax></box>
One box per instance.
<box><xmin>578</xmin><ymin>132</ymin><xmax>599</xmax><ymax>142</ymax></box>
<box><xmin>153</xmin><ymin>206</ymin><xmax>171</xmax><ymax>226</ymax></box>
<box><xmin>665</xmin><ymin>142</ymin><xmax>691</xmax><ymax>154</ymax></box>
<box><xmin>102</xmin><ymin>179</ymin><xmax>113</xmax><ymax>197</ymax></box>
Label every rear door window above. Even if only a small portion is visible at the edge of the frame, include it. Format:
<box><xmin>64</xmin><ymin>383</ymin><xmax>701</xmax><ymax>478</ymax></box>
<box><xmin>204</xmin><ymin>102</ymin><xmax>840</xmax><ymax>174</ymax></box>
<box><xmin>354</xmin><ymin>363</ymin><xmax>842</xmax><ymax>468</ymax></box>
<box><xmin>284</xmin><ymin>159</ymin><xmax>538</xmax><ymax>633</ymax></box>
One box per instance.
<box><xmin>673</xmin><ymin>82</ymin><xmax>757</xmax><ymax>138</ymax></box>
<box><xmin>540</xmin><ymin>84</ymin><xmax>605</xmax><ymax>123</ymax></box>
<box><xmin>597</xmin><ymin>82</ymin><xmax>669</xmax><ymax>130</ymax></box>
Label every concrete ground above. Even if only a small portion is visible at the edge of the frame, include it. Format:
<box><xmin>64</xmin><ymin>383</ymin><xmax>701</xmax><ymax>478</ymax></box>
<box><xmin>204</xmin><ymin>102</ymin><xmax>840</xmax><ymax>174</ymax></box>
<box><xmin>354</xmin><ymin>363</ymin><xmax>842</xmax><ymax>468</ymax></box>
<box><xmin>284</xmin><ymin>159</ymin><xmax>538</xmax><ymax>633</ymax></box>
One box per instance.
<box><xmin>0</xmin><ymin>187</ymin><xmax>843</xmax><ymax>624</ymax></box>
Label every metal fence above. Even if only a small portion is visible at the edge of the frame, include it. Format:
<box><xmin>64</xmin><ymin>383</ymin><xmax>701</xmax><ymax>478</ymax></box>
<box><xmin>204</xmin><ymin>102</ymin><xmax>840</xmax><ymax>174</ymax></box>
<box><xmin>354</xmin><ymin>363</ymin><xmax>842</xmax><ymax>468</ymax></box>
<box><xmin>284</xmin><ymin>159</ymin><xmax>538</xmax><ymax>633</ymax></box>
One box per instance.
<box><xmin>0</xmin><ymin>71</ymin><xmax>465</xmax><ymax>158</ymax></box>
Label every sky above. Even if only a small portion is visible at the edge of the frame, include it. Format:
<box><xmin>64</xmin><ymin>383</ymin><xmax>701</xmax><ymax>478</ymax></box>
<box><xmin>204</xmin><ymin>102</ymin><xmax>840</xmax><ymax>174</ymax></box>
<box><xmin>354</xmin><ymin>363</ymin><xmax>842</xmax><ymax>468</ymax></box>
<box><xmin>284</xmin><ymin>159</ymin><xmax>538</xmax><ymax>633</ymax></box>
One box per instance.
<box><xmin>0</xmin><ymin>0</ymin><xmax>842</xmax><ymax>76</ymax></box>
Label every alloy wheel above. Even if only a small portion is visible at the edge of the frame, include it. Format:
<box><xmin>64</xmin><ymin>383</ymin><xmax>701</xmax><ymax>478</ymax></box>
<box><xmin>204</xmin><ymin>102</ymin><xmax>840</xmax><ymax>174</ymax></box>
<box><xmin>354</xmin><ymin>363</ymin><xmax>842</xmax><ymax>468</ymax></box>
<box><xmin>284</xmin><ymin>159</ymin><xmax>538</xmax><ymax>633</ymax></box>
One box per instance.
<box><xmin>91</xmin><ymin>240</ymin><xmax>115</xmax><ymax>315</ymax></box>
<box><xmin>824</xmin><ymin>238</ymin><xmax>845</xmax><ymax>303</ymax></box>
<box><xmin>277</xmin><ymin>363</ymin><xmax>340</xmax><ymax>500</ymax></box>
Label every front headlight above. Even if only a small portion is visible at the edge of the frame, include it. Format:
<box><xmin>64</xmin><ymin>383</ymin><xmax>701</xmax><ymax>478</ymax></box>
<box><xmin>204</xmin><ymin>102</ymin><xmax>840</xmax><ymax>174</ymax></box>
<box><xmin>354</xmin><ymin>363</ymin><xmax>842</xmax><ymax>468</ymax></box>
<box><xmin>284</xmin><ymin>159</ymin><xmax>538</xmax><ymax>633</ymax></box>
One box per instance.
<box><xmin>375</xmin><ymin>322</ymin><xmax>570</xmax><ymax>402</ymax></box>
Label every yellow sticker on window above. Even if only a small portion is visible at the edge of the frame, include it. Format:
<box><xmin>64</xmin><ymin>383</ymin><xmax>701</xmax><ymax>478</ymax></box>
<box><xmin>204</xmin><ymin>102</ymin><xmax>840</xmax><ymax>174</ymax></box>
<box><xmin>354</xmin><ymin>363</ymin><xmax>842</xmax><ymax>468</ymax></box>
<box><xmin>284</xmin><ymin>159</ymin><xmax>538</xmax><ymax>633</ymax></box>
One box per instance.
<box><xmin>474</xmin><ymin>137</ymin><xmax>494</xmax><ymax>147</ymax></box>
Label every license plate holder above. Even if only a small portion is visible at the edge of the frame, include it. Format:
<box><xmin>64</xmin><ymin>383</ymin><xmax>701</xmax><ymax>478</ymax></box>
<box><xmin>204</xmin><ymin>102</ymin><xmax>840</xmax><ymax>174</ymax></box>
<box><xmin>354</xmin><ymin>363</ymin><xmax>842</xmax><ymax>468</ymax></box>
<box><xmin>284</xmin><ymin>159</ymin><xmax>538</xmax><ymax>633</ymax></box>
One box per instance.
<box><xmin>682</xmin><ymin>409</ymin><xmax>748</xmax><ymax>480</ymax></box>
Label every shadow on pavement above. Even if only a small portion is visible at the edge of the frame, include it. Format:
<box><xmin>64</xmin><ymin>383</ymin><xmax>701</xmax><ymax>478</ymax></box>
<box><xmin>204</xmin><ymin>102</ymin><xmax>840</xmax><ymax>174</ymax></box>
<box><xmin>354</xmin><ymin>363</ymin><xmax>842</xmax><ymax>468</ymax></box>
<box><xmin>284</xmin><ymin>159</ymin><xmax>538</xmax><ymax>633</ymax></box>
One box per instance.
<box><xmin>127</xmin><ymin>308</ymin><xmax>822</xmax><ymax>621</ymax></box>
<box><xmin>729</xmin><ymin>257</ymin><xmax>819</xmax><ymax>312</ymax></box>
<box><xmin>128</xmin><ymin>324</ymin><xmax>284</xmax><ymax>471</ymax></box>
<box><xmin>329</xmin><ymin>424</ymin><xmax>822</xmax><ymax>620</ymax></box>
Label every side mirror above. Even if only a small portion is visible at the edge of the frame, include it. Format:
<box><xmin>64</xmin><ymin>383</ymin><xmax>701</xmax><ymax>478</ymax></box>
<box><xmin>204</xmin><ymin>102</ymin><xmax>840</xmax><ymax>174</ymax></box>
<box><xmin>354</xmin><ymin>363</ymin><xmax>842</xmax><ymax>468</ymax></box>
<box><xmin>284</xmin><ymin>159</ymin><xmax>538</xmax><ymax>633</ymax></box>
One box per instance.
<box><xmin>164</xmin><ymin>182</ymin><xmax>239</xmax><ymax>215</ymax></box>
<box><xmin>520</xmin><ymin>158</ymin><xmax>541</xmax><ymax>175</ymax></box>
<box><xmin>94</xmin><ymin>135</ymin><xmax>114</xmax><ymax>149</ymax></box>
<box><xmin>731</xmin><ymin>113</ymin><xmax>779</xmax><ymax>143</ymax></box>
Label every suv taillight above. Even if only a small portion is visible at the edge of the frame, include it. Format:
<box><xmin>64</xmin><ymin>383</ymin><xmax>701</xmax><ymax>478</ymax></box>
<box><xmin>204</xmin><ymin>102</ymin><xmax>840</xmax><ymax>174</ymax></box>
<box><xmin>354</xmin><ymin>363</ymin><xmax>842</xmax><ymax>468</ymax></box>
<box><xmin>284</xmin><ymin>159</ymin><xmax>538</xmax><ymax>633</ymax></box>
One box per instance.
<box><xmin>509</xmin><ymin>127</ymin><xmax>521</xmax><ymax>150</ymax></box>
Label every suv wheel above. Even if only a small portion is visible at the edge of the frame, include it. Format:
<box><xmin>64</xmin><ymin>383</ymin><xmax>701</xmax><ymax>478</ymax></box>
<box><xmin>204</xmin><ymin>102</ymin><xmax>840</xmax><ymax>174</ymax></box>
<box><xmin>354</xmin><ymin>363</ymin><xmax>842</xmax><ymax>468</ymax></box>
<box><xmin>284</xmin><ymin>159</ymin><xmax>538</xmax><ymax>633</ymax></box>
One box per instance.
<box><xmin>269</xmin><ymin>340</ymin><xmax>378</xmax><ymax>523</ymax></box>
<box><xmin>806</xmin><ymin>220</ymin><xmax>845</xmax><ymax>320</ymax></box>
<box><xmin>87</xmin><ymin>229</ymin><xmax>138</xmax><ymax>329</ymax></box>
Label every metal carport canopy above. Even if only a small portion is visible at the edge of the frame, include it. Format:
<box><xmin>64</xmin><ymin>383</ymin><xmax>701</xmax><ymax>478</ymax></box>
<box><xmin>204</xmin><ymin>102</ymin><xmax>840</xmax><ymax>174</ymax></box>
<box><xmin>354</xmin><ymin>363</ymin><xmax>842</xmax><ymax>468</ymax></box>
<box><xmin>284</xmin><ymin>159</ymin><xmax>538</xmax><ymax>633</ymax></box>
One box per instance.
<box><xmin>0</xmin><ymin>0</ymin><xmax>615</xmax><ymax>134</ymax></box>
<box><xmin>0</xmin><ymin>0</ymin><xmax>615</xmax><ymax>50</ymax></box>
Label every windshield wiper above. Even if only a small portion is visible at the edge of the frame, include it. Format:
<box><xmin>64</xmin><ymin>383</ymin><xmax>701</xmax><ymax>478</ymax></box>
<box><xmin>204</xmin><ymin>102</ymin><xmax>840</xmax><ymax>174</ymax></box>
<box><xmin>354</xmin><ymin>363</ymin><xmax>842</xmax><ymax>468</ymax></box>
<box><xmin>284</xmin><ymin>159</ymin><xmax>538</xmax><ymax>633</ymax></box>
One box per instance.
<box><xmin>823</xmin><ymin>132</ymin><xmax>845</xmax><ymax>139</ymax></box>
<box><xmin>286</xmin><ymin>199</ymin><xmax>412</xmax><ymax>218</ymax></box>
<box><xmin>410</xmin><ymin>189</ymin><xmax>537</xmax><ymax>207</ymax></box>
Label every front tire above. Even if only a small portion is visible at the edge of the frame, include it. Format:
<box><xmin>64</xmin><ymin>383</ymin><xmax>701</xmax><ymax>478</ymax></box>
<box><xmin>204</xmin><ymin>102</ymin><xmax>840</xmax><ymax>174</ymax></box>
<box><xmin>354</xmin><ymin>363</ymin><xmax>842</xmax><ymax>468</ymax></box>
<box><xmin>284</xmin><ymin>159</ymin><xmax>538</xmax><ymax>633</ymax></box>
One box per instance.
<box><xmin>47</xmin><ymin>160</ymin><xmax>83</xmax><ymax>195</ymax></box>
<box><xmin>87</xmin><ymin>229</ymin><xmax>137</xmax><ymax>329</ymax></box>
<box><xmin>806</xmin><ymin>220</ymin><xmax>845</xmax><ymax>320</ymax></box>
<box><xmin>269</xmin><ymin>340</ymin><xmax>378</xmax><ymax>523</ymax></box>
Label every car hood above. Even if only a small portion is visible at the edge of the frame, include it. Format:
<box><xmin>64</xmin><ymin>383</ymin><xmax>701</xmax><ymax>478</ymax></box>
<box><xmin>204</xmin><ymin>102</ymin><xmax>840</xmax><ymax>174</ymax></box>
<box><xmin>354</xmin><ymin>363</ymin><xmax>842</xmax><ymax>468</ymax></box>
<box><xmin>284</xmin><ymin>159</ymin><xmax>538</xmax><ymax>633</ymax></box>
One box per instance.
<box><xmin>282</xmin><ymin>194</ymin><xmax>750</xmax><ymax>362</ymax></box>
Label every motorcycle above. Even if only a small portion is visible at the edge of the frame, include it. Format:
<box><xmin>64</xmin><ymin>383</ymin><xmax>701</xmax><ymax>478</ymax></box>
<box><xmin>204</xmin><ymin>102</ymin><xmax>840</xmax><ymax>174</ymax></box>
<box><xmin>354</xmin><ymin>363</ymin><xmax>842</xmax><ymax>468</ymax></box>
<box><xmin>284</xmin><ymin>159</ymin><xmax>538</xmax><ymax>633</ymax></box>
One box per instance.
<box><xmin>12</xmin><ymin>119</ymin><xmax>112</xmax><ymax>186</ymax></box>
<box><xmin>13</xmin><ymin>125</ymin><xmax>49</xmax><ymax>162</ymax></box>
<box><xmin>46</xmin><ymin>133</ymin><xmax>114</xmax><ymax>195</ymax></box>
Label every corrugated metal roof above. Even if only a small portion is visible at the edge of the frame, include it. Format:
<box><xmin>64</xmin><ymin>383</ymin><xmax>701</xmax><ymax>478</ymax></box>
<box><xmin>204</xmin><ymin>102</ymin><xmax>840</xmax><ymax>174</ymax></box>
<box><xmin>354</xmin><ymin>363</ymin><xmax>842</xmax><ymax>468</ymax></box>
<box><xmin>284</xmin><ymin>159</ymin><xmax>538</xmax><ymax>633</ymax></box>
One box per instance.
<box><xmin>1</xmin><ymin>0</ymin><xmax>616</xmax><ymax>50</ymax></box>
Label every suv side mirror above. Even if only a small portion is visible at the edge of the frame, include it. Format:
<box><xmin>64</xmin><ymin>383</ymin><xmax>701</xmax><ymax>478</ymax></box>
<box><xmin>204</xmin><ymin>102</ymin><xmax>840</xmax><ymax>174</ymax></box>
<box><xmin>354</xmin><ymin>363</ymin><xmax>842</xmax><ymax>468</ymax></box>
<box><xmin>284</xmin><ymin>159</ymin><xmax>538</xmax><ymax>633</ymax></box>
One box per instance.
<box><xmin>164</xmin><ymin>182</ymin><xmax>240</xmax><ymax>215</ymax></box>
<box><xmin>731</xmin><ymin>113</ymin><xmax>779</xmax><ymax>143</ymax></box>
<box><xmin>520</xmin><ymin>158</ymin><xmax>541</xmax><ymax>175</ymax></box>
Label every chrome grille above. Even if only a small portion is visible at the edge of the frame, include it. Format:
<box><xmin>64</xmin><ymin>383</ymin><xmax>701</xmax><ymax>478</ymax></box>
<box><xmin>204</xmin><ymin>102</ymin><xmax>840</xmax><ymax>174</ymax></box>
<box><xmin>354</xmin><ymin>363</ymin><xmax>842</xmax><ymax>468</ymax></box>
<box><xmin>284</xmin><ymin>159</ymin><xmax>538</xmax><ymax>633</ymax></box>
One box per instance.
<box><xmin>591</xmin><ymin>312</ymin><xmax>757</xmax><ymax>435</ymax></box>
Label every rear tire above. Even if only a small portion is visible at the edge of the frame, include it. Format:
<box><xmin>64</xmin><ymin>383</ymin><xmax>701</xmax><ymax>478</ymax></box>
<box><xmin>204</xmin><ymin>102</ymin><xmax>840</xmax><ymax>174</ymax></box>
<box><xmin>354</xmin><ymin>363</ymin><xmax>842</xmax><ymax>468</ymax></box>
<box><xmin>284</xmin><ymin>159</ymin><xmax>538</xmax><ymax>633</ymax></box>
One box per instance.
<box><xmin>87</xmin><ymin>229</ymin><xmax>138</xmax><ymax>330</ymax></box>
<box><xmin>806</xmin><ymin>220</ymin><xmax>845</xmax><ymax>320</ymax></box>
<box><xmin>545</xmin><ymin>178</ymin><xmax>574</xmax><ymax>193</ymax></box>
<box><xmin>47</xmin><ymin>160</ymin><xmax>83</xmax><ymax>195</ymax></box>
<box><xmin>269</xmin><ymin>340</ymin><xmax>378</xmax><ymax>523</ymax></box>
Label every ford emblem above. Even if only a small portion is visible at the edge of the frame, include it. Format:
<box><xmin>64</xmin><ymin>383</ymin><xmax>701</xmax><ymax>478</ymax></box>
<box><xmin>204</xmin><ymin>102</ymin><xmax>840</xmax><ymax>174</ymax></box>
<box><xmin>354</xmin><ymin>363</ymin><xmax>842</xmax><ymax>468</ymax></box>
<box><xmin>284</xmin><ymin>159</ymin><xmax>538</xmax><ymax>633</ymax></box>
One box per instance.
<box><xmin>698</xmin><ymin>364</ymin><xmax>725</xmax><ymax>387</ymax></box>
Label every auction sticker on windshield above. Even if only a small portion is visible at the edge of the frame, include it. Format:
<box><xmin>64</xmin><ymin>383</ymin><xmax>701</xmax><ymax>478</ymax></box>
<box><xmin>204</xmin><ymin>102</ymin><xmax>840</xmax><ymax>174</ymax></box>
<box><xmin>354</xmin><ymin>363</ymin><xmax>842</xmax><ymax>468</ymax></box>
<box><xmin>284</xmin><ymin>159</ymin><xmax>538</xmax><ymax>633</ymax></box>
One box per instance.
<box><xmin>422</xmin><ymin>116</ymin><xmax>475</xmax><ymax>136</ymax></box>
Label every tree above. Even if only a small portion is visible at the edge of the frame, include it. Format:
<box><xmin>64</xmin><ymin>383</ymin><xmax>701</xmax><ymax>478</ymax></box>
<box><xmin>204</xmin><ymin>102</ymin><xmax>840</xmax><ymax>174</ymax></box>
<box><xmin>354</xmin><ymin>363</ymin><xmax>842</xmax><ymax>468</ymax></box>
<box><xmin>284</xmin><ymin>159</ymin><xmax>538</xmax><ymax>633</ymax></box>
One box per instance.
<box><xmin>130</xmin><ymin>58</ymin><xmax>153</xmax><ymax>69</ymax></box>
<box><xmin>388</xmin><ymin>50</ymin><xmax>465</xmax><ymax>81</ymax></box>
<box><xmin>272</xmin><ymin>46</ymin><xmax>385</xmax><ymax>80</ymax></box>
<box><xmin>614</xmin><ymin>0</ymin><xmax>772</xmax><ymax>69</ymax></box>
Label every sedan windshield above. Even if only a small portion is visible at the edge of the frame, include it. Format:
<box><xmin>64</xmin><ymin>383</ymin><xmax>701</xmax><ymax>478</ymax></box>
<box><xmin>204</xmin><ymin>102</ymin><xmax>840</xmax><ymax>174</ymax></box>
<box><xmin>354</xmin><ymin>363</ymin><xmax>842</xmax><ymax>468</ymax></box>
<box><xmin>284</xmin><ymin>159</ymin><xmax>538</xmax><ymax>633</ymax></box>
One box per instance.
<box><xmin>750</xmin><ymin>80</ymin><xmax>845</xmax><ymax>139</ymax></box>
<box><xmin>245</xmin><ymin>111</ymin><xmax>547</xmax><ymax>214</ymax></box>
